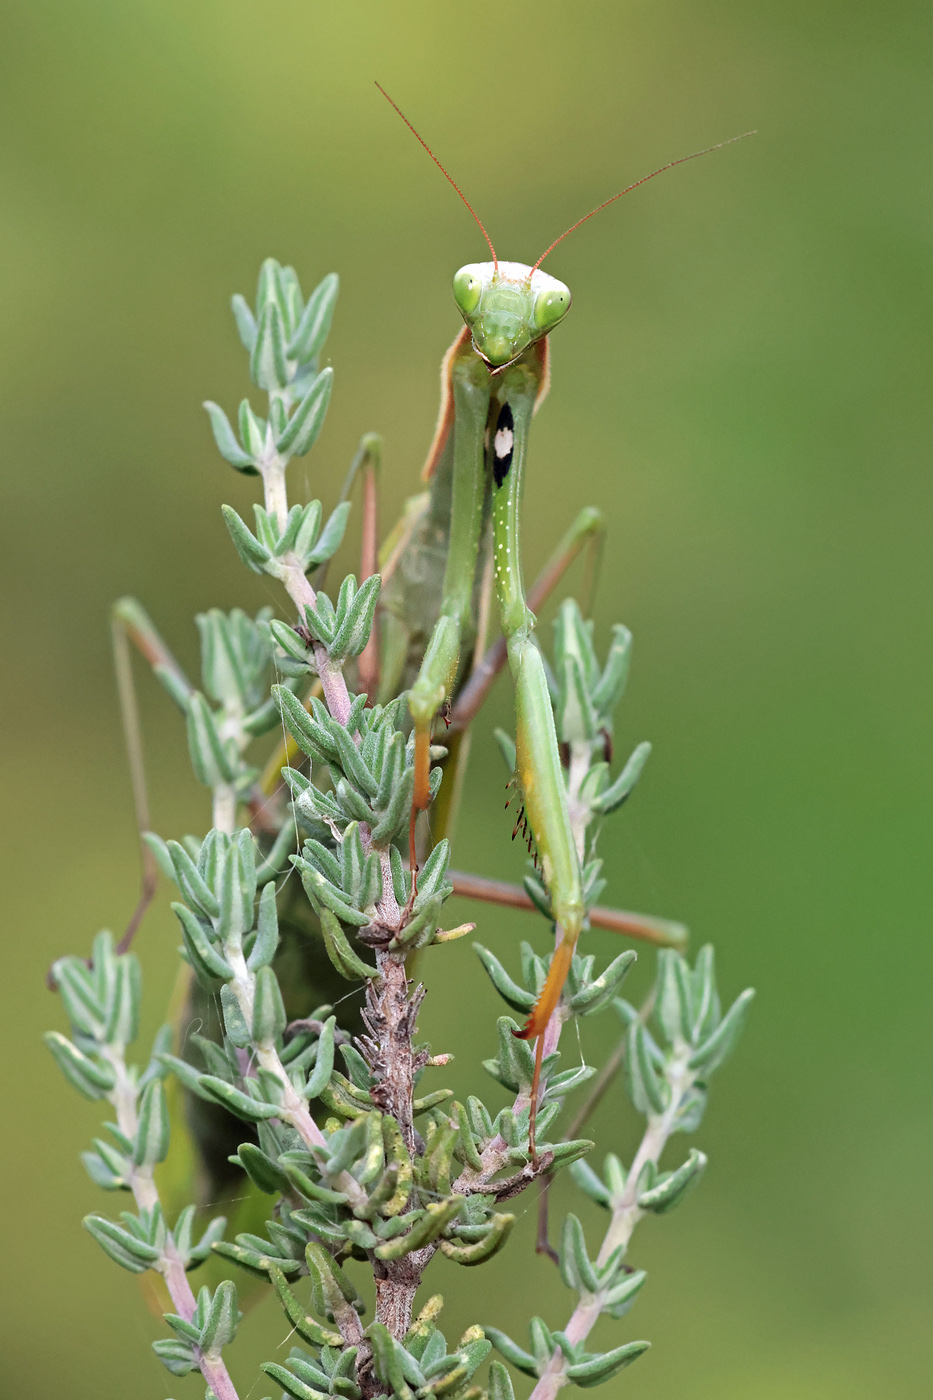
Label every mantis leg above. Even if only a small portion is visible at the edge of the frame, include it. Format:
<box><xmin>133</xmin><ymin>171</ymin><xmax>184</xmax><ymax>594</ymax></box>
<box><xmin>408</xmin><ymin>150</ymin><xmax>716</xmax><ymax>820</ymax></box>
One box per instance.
<box><xmin>446</xmin><ymin>869</ymin><xmax>688</xmax><ymax>950</ymax></box>
<box><xmin>490</xmin><ymin>358</ymin><xmax>585</xmax><ymax>1148</ymax></box>
<box><xmin>447</xmin><ymin>504</ymin><xmax>604</xmax><ymax>733</ymax></box>
<box><xmin>110</xmin><ymin>597</ymin><xmax>195</xmax><ymax>952</ymax></box>
<box><xmin>435</xmin><ymin>507</ymin><xmax>603</xmax><ymax>849</ymax></box>
<box><xmin>408</xmin><ymin>342</ymin><xmax>491</xmax><ymax>810</ymax></box>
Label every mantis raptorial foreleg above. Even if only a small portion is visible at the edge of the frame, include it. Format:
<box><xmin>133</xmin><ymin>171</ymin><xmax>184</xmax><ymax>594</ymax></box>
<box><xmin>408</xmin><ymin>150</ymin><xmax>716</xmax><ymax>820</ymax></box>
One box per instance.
<box><xmin>487</xmin><ymin>355</ymin><xmax>587</xmax><ymax>1158</ymax></box>
<box><xmin>447</xmin><ymin>505</ymin><xmax>603</xmax><ymax>735</ymax></box>
<box><xmin>408</xmin><ymin>340</ymin><xmax>490</xmax><ymax>810</ymax></box>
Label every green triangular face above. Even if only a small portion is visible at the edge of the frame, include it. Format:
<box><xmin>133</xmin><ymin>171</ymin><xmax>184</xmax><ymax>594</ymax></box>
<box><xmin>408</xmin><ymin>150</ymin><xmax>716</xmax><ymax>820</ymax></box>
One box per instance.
<box><xmin>452</xmin><ymin>261</ymin><xmax>571</xmax><ymax>368</ymax></box>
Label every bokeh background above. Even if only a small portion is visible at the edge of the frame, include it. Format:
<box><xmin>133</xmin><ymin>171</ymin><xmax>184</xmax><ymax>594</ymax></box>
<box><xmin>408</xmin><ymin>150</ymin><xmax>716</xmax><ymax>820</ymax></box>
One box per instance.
<box><xmin>2</xmin><ymin>1</ymin><xmax>930</xmax><ymax>1396</ymax></box>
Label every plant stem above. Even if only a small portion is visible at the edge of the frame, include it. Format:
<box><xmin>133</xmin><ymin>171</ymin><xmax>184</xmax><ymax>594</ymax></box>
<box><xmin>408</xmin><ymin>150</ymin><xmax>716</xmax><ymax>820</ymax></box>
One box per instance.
<box><xmin>260</xmin><ymin>444</ymin><xmax>402</xmax><ymax>930</ymax></box>
<box><xmin>222</xmin><ymin>944</ymin><xmax>368</xmax><ymax>1210</ymax></box>
<box><xmin>212</xmin><ymin>781</ymin><xmax>238</xmax><ymax>834</ymax></box>
<box><xmin>282</xmin><ymin>559</ymin><xmax>354</xmax><ymax>726</ymax></box>
<box><xmin>367</xmin><ymin>953</ymin><xmax>420</xmax><ymax>1156</ymax></box>
<box><xmin>261</xmin><ymin>449</ymin><xmax>355</xmax><ymax>729</ymax></box>
<box><xmin>364</xmin><ymin>950</ymin><xmax>426</xmax><ymax>1337</ymax></box>
<box><xmin>529</xmin><ymin>1050</ymin><xmax>694</xmax><ymax>1400</ymax></box>
<box><xmin>104</xmin><ymin>1046</ymin><xmax>242</xmax><ymax>1400</ymax></box>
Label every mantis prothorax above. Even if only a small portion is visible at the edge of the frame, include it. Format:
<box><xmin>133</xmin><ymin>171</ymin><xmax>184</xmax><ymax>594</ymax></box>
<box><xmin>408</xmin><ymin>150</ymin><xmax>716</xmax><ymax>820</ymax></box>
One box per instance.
<box><xmin>379</xmin><ymin>85</ymin><xmax>751</xmax><ymax>1134</ymax></box>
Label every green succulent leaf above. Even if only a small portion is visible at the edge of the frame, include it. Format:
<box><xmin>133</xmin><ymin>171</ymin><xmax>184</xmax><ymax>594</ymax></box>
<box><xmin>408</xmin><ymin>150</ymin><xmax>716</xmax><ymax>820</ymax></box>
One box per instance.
<box><xmin>305</xmin><ymin>1014</ymin><xmax>336</xmax><ymax>1098</ymax></box>
<box><xmin>198</xmin><ymin>1075</ymin><xmax>280</xmax><ymax>1122</ymax></box>
<box><xmin>133</xmin><ymin>1079</ymin><xmax>170</xmax><ymax>1165</ymax></box>
<box><xmin>236</xmin><ymin>1142</ymin><xmax>288</xmax><ymax>1194</ymax></box>
<box><xmin>590</xmin><ymin>623</ymin><xmax>632</xmax><ymax>716</ymax></box>
<box><xmin>689</xmin><ymin>988</ymin><xmax>755</xmax><ymax>1076</ymax></box>
<box><xmin>83</xmin><ymin>1214</ymin><xmax>160</xmax><ymax>1272</ymax></box>
<box><xmin>199</xmin><ymin>1279</ymin><xmax>241</xmax><ymax>1354</ymax></box>
<box><xmin>44</xmin><ymin>1032</ymin><xmax>115</xmax><ymax>1099</ymax></box>
<box><xmin>277</xmin><ymin>368</ymin><xmax>333</xmax><ymax>456</ymax></box>
<box><xmin>473</xmin><ymin>945</ymin><xmax>536</xmax><ymax>1013</ymax></box>
<box><xmin>439</xmin><ymin>1211</ymin><xmax>514</xmax><ymax>1265</ymax></box>
<box><xmin>488</xmin><ymin>1361</ymin><xmax>517</xmax><ymax>1400</ymax></box>
<box><xmin>483</xmin><ymin>1328</ymin><xmax>539</xmax><ymax>1378</ymax></box>
<box><xmin>251</xmin><ymin>302</ymin><xmax>290</xmax><ymax>391</ymax></box>
<box><xmin>173</xmin><ymin>903</ymin><xmax>235</xmax><ymax>984</ymax></box>
<box><xmin>251</xmin><ymin>966</ymin><xmax>287</xmax><ymax>1044</ymax></box>
<box><xmin>203</xmin><ymin>401</ymin><xmax>257</xmax><ymax>472</ymax></box>
<box><xmin>267</xmin><ymin>1265</ymin><xmax>343</xmax><ymax>1347</ymax></box>
<box><xmin>289</xmin><ymin>272</ymin><xmax>339</xmax><ymax>361</ymax></box>
<box><xmin>152</xmin><ymin>1336</ymin><xmax>199</xmax><ymax>1375</ymax></box>
<box><xmin>590</xmin><ymin>741</ymin><xmax>652</xmax><ymax>816</ymax></box>
<box><xmin>564</xmin><ymin>1339</ymin><xmax>650</xmax><ymax>1387</ymax></box>
<box><xmin>638</xmin><ymin>1147</ymin><xmax>707</xmax><ymax>1214</ymax></box>
<box><xmin>654</xmin><ymin>949</ymin><xmax>694</xmax><ymax>1044</ymax></box>
<box><xmin>317</xmin><ymin>907</ymin><xmax>379</xmax><ymax>980</ymax></box>
<box><xmin>222</xmin><ymin>504</ymin><xmax>273</xmax><ymax>574</ymax></box>
<box><xmin>212</xmin><ymin>1239</ymin><xmax>302</xmax><ymax>1278</ymax></box>
<box><xmin>247</xmin><ymin>881</ymin><xmax>280</xmax><ymax>971</ymax></box>
<box><xmin>625</xmin><ymin>1022</ymin><xmax>669</xmax><ymax>1117</ymax></box>
<box><xmin>558</xmin><ymin>1213</ymin><xmax>600</xmax><ymax>1293</ymax></box>
<box><xmin>260</xmin><ymin>1361</ymin><xmax>323</xmax><ymax>1400</ymax></box>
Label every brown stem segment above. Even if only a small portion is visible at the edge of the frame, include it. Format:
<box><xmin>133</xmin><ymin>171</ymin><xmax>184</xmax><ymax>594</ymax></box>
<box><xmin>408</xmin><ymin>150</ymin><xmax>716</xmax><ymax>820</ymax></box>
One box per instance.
<box><xmin>364</xmin><ymin>954</ymin><xmax>421</xmax><ymax>1158</ymax></box>
<box><xmin>374</xmin><ymin>1248</ymin><xmax>432</xmax><ymax>1342</ymax></box>
<box><xmin>362</xmin><ymin>952</ymin><xmax>429</xmax><ymax>1337</ymax></box>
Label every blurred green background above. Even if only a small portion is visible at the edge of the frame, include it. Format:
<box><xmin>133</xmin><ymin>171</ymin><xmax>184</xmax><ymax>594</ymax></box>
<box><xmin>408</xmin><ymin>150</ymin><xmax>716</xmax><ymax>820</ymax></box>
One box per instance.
<box><xmin>2</xmin><ymin>1</ymin><xmax>930</xmax><ymax>1395</ymax></box>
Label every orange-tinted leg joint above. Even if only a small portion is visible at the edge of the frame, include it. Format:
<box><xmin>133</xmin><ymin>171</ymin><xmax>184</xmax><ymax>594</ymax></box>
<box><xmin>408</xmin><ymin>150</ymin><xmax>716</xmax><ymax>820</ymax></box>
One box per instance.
<box><xmin>515</xmin><ymin>936</ymin><xmax>576</xmax><ymax>1042</ymax></box>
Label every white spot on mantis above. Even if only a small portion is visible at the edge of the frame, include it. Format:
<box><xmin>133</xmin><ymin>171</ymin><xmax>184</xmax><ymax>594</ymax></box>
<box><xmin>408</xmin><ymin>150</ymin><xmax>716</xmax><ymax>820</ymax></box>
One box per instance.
<box><xmin>494</xmin><ymin>425</ymin><xmax>514</xmax><ymax>459</ymax></box>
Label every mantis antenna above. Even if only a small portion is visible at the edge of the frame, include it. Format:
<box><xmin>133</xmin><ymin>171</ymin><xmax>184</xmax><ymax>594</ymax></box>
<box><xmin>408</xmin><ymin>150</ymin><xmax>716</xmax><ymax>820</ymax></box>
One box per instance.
<box><xmin>531</xmin><ymin>130</ymin><xmax>756</xmax><ymax>272</ymax></box>
<box><xmin>375</xmin><ymin>82</ymin><xmax>499</xmax><ymax>270</ymax></box>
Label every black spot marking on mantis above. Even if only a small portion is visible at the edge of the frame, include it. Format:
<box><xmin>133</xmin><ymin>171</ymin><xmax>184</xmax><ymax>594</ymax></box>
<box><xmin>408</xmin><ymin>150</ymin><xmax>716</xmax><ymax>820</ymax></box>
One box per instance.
<box><xmin>493</xmin><ymin>402</ymin><xmax>515</xmax><ymax>488</ymax></box>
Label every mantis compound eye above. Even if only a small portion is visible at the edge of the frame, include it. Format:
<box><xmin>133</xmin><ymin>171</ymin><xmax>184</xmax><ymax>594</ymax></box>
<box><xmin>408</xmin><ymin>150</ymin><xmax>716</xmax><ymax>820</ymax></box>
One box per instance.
<box><xmin>532</xmin><ymin>282</ymin><xmax>572</xmax><ymax>333</ymax></box>
<box><xmin>453</xmin><ymin>266</ymin><xmax>483</xmax><ymax>317</ymax></box>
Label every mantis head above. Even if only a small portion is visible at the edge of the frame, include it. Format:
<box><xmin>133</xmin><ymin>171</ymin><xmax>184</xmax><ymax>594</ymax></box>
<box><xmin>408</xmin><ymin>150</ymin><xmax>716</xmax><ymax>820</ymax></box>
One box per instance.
<box><xmin>377</xmin><ymin>83</ymin><xmax>753</xmax><ymax>369</ymax></box>
<box><xmin>452</xmin><ymin>261</ymin><xmax>571</xmax><ymax>369</ymax></box>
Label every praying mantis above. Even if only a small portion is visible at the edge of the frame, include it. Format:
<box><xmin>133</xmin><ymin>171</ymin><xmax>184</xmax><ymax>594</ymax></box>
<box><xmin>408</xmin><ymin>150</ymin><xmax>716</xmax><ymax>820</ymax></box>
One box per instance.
<box><xmin>103</xmin><ymin>93</ymin><xmax>748</xmax><ymax>1202</ymax></box>
<box><xmin>378</xmin><ymin>87</ymin><xmax>748</xmax><ymax>1122</ymax></box>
